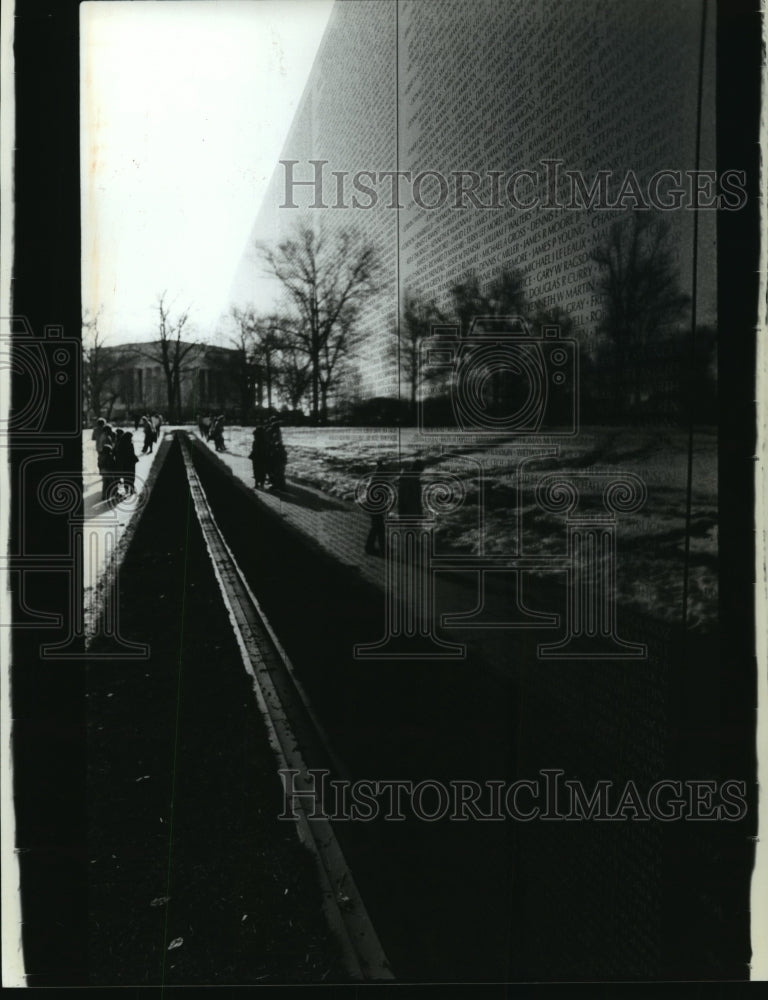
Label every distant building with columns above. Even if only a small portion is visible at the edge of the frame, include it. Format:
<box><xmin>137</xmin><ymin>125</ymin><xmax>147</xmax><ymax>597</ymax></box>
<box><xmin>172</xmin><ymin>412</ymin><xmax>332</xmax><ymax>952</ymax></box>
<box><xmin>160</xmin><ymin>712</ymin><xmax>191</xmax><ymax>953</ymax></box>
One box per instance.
<box><xmin>89</xmin><ymin>342</ymin><xmax>242</xmax><ymax>423</ymax></box>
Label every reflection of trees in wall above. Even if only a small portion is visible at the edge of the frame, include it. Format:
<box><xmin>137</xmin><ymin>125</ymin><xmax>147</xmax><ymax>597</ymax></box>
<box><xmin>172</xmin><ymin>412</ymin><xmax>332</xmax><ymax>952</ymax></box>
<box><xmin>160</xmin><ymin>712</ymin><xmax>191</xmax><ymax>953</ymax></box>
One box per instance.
<box><xmin>388</xmin><ymin>290</ymin><xmax>446</xmax><ymax>424</ymax></box>
<box><xmin>590</xmin><ymin>212</ymin><xmax>690</xmax><ymax>416</ymax></box>
<box><xmin>449</xmin><ymin>268</ymin><xmax>529</xmax><ymax>338</ymax></box>
<box><xmin>406</xmin><ymin>268</ymin><xmax>585</xmax><ymax>428</ymax></box>
<box><xmin>257</xmin><ymin>222</ymin><xmax>380</xmax><ymax>424</ymax></box>
<box><xmin>228</xmin><ymin>306</ymin><xmax>292</xmax><ymax>417</ymax></box>
<box><xmin>447</xmin><ymin>269</ymin><xmax>532</xmax><ymax>420</ymax></box>
<box><xmin>275</xmin><ymin>319</ymin><xmax>313</xmax><ymax>413</ymax></box>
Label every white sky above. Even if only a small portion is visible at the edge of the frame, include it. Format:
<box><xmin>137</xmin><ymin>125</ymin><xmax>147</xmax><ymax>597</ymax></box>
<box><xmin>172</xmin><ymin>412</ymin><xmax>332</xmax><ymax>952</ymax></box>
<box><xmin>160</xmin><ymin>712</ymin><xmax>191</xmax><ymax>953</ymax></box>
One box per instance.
<box><xmin>81</xmin><ymin>0</ymin><xmax>334</xmax><ymax>346</ymax></box>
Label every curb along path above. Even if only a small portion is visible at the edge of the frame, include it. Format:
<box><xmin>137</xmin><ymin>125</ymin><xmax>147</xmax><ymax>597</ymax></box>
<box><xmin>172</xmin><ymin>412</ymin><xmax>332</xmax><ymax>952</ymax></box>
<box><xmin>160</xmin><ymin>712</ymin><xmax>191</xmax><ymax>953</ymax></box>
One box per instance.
<box><xmin>180</xmin><ymin>434</ymin><xmax>393</xmax><ymax>981</ymax></box>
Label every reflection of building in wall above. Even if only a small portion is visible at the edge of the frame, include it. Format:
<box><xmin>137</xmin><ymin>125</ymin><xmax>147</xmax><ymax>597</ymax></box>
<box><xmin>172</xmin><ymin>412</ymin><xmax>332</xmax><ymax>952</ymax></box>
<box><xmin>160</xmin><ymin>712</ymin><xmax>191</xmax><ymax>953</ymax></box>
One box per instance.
<box><xmin>89</xmin><ymin>342</ymin><xmax>241</xmax><ymax>421</ymax></box>
<box><xmin>229</xmin><ymin>0</ymin><xmax>716</xmax><ymax>409</ymax></box>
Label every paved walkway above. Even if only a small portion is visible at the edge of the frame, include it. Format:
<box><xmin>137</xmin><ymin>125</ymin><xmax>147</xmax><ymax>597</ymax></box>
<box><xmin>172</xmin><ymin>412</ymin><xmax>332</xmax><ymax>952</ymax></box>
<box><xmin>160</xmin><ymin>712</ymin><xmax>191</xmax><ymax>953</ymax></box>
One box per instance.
<box><xmin>83</xmin><ymin>425</ymin><xmax>389</xmax><ymax>646</ymax></box>
<box><xmin>83</xmin><ymin>428</ymin><xmax>171</xmax><ymax>638</ymax></box>
<box><xmin>190</xmin><ymin>430</ymin><xmax>661</xmax><ymax>670</ymax></box>
<box><xmin>189</xmin><ymin>431</ymin><xmax>560</xmax><ymax>664</ymax></box>
<box><xmin>192</xmin><ymin>431</ymin><xmax>389</xmax><ymax>593</ymax></box>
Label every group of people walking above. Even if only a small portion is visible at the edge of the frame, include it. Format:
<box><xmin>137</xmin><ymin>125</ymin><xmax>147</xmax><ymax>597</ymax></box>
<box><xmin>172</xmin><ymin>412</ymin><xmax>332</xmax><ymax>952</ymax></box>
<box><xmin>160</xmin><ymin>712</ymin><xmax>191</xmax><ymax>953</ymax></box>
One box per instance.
<box><xmin>197</xmin><ymin>411</ymin><xmax>287</xmax><ymax>490</ymax></box>
<box><xmin>198</xmin><ymin>413</ymin><xmax>227</xmax><ymax>452</ymax></box>
<box><xmin>91</xmin><ymin>409</ymin><xmax>425</xmax><ymax>564</ymax></box>
<box><xmin>91</xmin><ymin>418</ymin><xmax>140</xmax><ymax>501</ymax></box>
<box><xmin>133</xmin><ymin>412</ymin><xmax>163</xmax><ymax>454</ymax></box>
<box><xmin>249</xmin><ymin>416</ymin><xmax>288</xmax><ymax>491</ymax></box>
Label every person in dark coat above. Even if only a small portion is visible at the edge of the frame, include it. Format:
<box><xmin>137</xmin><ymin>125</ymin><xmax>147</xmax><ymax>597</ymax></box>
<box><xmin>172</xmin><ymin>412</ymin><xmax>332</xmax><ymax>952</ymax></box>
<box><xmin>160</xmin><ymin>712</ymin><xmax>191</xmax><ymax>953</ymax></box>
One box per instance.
<box><xmin>98</xmin><ymin>441</ymin><xmax>116</xmax><ymax>501</ymax></box>
<box><xmin>364</xmin><ymin>459</ymin><xmax>388</xmax><ymax>556</ymax></box>
<box><xmin>249</xmin><ymin>424</ymin><xmax>268</xmax><ymax>488</ymax></box>
<box><xmin>112</xmin><ymin>428</ymin><xmax>124</xmax><ymax>489</ymax></box>
<box><xmin>116</xmin><ymin>431</ymin><xmax>138</xmax><ymax>494</ymax></box>
<box><xmin>398</xmin><ymin>460</ymin><xmax>425</xmax><ymax>517</ymax></box>
<box><xmin>151</xmin><ymin>412</ymin><xmax>163</xmax><ymax>441</ymax></box>
<box><xmin>211</xmin><ymin>415</ymin><xmax>226</xmax><ymax>452</ymax></box>
<box><xmin>91</xmin><ymin>417</ymin><xmax>107</xmax><ymax>455</ymax></box>
<box><xmin>141</xmin><ymin>414</ymin><xmax>155</xmax><ymax>454</ymax></box>
<box><xmin>265</xmin><ymin>416</ymin><xmax>287</xmax><ymax>489</ymax></box>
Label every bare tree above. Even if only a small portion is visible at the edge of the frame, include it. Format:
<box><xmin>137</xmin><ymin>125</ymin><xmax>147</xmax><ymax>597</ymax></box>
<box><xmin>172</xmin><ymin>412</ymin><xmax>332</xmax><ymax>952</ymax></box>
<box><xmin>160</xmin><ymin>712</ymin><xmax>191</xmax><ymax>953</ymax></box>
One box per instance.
<box><xmin>229</xmin><ymin>306</ymin><xmax>259</xmax><ymax>418</ymax></box>
<box><xmin>82</xmin><ymin>309</ymin><xmax>135</xmax><ymax>420</ymax></box>
<box><xmin>590</xmin><ymin>212</ymin><xmax>689</xmax><ymax>411</ymax></box>
<box><xmin>140</xmin><ymin>293</ymin><xmax>198</xmax><ymax>421</ymax></box>
<box><xmin>388</xmin><ymin>290</ymin><xmax>447</xmax><ymax>423</ymax></box>
<box><xmin>450</xmin><ymin>268</ymin><xmax>529</xmax><ymax>337</ymax></box>
<box><xmin>230</xmin><ymin>306</ymin><xmax>287</xmax><ymax>414</ymax></box>
<box><xmin>275</xmin><ymin>319</ymin><xmax>312</xmax><ymax>411</ymax></box>
<box><xmin>257</xmin><ymin>223</ymin><xmax>380</xmax><ymax>424</ymax></box>
<box><xmin>447</xmin><ymin>268</ymin><xmax>531</xmax><ymax>417</ymax></box>
<box><xmin>316</xmin><ymin>302</ymin><xmax>366</xmax><ymax>422</ymax></box>
<box><xmin>251</xmin><ymin>312</ymin><xmax>285</xmax><ymax>412</ymax></box>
